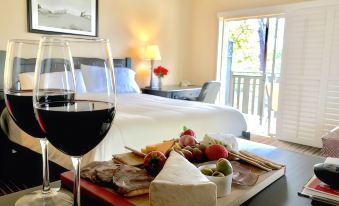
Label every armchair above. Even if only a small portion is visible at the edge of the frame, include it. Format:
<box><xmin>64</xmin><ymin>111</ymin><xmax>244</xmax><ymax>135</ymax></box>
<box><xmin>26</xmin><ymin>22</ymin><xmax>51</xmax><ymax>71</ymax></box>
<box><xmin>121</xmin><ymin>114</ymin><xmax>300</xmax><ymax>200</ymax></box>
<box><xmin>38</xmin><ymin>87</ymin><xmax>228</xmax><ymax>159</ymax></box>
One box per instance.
<box><xmin>180</xmin><ymin>81</ymin><xmax>221</xmax><ymax>104</ymax></box>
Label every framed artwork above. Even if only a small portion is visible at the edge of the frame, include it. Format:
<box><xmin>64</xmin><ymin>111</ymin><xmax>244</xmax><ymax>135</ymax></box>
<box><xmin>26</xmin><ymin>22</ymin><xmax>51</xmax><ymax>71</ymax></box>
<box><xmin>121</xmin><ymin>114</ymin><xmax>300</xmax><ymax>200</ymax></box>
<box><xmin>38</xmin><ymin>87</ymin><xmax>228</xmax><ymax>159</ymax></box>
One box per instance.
<box><xmin>27</xmin><ymin>0</ymin><xmax>98</xmax><ymax>36</ymax></box>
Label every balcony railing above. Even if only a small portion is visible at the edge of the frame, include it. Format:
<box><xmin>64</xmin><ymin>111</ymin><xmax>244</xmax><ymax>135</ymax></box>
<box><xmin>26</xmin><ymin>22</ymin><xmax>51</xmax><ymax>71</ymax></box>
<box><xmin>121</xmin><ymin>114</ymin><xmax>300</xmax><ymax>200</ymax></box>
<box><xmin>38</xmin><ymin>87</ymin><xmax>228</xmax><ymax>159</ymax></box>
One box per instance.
<box><xmin>230</xmin><ymin>72</ymin><xmax>264</xmax><ymax>118</ymax></box>
<box><xmin>229</xmin><ymin>71</ymin><xmax>280</xmax><ymax>134</ymax></box>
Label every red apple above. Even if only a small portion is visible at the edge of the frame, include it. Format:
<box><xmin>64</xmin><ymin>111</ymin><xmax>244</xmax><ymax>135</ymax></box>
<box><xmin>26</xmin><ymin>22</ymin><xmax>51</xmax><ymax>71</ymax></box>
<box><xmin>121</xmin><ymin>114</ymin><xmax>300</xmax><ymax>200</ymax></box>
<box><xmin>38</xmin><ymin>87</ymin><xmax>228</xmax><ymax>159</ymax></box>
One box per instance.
<box><xmin>180</xmin><ymin>126</ymin><xmax>196</xmax><ymax>137</ymax></box>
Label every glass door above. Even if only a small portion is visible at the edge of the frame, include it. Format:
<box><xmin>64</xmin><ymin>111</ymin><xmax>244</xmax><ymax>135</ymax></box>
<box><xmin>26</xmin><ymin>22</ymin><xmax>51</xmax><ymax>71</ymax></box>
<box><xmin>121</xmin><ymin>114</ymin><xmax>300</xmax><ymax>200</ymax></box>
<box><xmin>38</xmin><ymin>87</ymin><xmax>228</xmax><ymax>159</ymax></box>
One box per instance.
<box><xmin>217</xmin><ymin>16</ymin><xmax>285</xmax><ymax>135</ymax></box>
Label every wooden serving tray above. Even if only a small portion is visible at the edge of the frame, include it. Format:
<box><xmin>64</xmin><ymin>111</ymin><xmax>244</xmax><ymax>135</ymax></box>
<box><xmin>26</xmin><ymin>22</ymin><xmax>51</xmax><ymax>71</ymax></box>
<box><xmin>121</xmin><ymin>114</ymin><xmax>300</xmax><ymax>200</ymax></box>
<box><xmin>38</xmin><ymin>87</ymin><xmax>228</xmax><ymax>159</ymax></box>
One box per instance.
<box><xmin>216</xmin><ymin>165</ymin><xmax>285</xmax><ymax>206</ymax></box>
<box><xmin>61</xmin><ymin>161</ymin><xmax>285</xmax><ymax>206</ymax></box>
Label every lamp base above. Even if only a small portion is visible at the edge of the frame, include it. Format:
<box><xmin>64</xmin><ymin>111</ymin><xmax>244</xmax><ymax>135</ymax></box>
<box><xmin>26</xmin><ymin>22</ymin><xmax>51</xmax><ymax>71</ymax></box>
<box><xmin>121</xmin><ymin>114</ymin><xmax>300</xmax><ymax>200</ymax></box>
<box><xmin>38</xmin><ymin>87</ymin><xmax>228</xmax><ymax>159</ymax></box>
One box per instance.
<box><xmin>149</xmin><ymin>60</ymin><xmax>158</xmax><ymax>89</ymax></box>
<box><xmin>150</xmin><ymin>77</ymin><xmax>158</xmax><ymax>89</ymax></box>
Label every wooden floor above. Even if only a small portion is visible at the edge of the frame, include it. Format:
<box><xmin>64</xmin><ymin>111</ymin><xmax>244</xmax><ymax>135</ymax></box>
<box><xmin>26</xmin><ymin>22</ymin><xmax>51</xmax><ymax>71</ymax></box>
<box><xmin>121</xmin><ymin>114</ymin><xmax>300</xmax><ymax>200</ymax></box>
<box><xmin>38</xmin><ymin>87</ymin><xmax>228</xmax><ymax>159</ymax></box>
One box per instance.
<box><xmin>250</xmin><ymin>134</ymin><xmax>322</xmax><ymax>156</ymax></box>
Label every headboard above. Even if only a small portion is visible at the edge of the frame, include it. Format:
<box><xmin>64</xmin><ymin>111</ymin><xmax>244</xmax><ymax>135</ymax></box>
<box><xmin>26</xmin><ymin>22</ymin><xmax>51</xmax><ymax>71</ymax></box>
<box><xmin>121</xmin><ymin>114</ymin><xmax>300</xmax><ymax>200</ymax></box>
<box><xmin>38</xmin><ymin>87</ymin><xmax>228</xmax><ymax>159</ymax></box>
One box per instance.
<box><xmin>0</xmin><ymin>50</ymin><xmax>132</xmax><ymax>90</ymax></box>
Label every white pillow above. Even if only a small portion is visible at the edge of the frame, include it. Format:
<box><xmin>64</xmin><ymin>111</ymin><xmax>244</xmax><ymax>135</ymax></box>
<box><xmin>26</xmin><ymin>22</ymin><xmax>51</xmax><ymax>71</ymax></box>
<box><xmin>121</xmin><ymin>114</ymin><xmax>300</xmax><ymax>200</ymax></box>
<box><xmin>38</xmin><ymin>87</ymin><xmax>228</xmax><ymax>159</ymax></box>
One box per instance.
<box><xmin>114</xmin><ymin>67</ymin><xmax>141</xmax><ymax>94</ymax></box>
<box><xmin>74</xmin><ymin>70</ymin><xmax>87</xmax><ymax>93</ymax></box>
<box><xmin>18</xmin><ymin>70</ymin><xmax>86</xmax><ymax>93</ymax></box>
<box><xmin>80</xmin><ymin>64</ymin><xmax>109</xmax><ymax>92</ymax></box>
<box><xmin>81</xmin><ymin>64</ymin><xmax>141</xmax><ymax>93</ymax></box>
<box><xmin>18</xmin><ymin>72</ymin><xmax>35</xmax><ymax>90</ymax></box>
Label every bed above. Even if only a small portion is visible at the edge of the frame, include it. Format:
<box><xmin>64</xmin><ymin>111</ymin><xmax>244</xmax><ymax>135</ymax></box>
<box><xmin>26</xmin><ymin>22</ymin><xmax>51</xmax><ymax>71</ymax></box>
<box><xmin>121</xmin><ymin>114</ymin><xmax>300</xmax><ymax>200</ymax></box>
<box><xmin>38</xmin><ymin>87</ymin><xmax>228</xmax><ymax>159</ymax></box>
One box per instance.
<box><xmin>0</xmin><ymin>56</ymin><xmax>247</xmax><ymax>170</ymax></box>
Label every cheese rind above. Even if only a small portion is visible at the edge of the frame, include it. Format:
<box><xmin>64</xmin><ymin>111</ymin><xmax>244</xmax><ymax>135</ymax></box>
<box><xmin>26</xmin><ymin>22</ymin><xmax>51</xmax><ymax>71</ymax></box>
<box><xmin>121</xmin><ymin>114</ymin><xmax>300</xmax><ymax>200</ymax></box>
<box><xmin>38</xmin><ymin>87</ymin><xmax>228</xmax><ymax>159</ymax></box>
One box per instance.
<box><xmin>149</xmin><ymin>151</ymin><xmax>217</xmax><ymax>206</ymax></box>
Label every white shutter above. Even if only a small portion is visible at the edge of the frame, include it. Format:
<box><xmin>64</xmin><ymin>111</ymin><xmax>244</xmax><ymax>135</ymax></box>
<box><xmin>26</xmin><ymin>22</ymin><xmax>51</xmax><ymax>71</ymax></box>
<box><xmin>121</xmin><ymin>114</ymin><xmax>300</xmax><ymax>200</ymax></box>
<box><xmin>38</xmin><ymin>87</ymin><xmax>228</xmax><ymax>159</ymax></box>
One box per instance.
<box><xmin>323</xmin><ymin>8</ymin><xmax>339</xmax><ymax>133</ymax></box>
<box><xmin>277</xmin><ymin>4</ymin><xmax>339</xmax><ymax>147</ymax></box>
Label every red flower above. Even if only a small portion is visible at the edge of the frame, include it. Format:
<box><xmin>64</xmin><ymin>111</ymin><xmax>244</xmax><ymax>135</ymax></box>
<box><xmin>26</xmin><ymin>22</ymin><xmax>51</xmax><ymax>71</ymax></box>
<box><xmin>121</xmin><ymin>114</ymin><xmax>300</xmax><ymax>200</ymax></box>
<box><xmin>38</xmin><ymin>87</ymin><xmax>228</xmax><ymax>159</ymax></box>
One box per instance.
<box><xmin>154</xmin><ymin>66</ymin><xmax>168</xmax><ymax>77</ymax></box>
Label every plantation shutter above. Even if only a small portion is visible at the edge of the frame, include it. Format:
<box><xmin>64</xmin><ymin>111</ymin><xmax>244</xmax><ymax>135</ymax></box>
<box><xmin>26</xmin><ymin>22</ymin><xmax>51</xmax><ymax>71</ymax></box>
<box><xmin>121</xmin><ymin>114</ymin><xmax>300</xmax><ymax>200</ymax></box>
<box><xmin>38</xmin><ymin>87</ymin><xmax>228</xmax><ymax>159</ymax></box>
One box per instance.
<box><xmin>277</xmin><ymin>2</ymin><xmax>339</xmax><ymax>147</ymax></box>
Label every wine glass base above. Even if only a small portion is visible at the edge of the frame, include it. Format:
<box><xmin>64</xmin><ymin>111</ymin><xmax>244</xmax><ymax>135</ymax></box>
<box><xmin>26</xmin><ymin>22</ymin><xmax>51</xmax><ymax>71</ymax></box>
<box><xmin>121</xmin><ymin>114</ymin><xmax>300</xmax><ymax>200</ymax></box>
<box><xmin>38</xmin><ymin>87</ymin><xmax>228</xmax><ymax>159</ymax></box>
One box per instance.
<box><xmin>15</xmin><ymin>188</ymin><xmax>73</xmax><ymax>206</ymax></box>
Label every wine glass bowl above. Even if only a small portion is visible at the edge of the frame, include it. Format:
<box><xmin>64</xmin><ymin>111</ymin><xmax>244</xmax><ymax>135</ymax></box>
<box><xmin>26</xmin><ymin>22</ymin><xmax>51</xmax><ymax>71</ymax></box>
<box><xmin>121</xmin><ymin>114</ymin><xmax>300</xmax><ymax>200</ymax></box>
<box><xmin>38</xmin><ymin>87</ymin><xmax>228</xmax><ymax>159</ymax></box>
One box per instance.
<box><xmin>4</xmin><ymin>40</ymin><xmax>45</xmax><ymax>138</ymax></box>
<box><xmin>33</xmin><ymin>36</ymin><xmax>116</xmax><ymax>206</ymax></box>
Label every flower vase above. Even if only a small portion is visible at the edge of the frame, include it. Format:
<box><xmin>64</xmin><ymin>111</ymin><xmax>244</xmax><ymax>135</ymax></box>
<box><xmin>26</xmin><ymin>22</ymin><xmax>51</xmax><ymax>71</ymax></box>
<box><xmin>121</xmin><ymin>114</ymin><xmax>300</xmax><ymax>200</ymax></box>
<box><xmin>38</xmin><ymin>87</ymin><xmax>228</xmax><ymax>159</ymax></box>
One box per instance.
<box><xmin>158</xmin><ymin>77</ymin><xmax>163</xmax><ymax>89</ymax></box>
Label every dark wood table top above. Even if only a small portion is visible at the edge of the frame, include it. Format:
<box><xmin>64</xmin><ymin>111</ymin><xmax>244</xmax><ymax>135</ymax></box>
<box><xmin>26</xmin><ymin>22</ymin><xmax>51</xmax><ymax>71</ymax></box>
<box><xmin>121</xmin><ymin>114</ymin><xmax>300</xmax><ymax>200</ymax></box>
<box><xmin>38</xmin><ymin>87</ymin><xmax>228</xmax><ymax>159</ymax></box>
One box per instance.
<box><xmin>0</xmin><ymin>138</ymin><xmax>325</xmax><ymax>206</ymax></box>
<box><xmin>237</xmin><ymin>138</ymin><xmax>325</xmax><ymax>206</ymax></box>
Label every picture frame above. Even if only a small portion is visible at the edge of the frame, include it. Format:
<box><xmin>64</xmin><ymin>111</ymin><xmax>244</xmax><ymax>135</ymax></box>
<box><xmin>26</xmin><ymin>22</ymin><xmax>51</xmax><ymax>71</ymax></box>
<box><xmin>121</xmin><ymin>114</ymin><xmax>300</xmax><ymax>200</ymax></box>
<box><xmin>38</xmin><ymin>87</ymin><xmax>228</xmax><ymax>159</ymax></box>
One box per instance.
<box><xmin>27</xmin><ymin>0</ymin><xmax>98</xmax><ymax>37</ymax></box>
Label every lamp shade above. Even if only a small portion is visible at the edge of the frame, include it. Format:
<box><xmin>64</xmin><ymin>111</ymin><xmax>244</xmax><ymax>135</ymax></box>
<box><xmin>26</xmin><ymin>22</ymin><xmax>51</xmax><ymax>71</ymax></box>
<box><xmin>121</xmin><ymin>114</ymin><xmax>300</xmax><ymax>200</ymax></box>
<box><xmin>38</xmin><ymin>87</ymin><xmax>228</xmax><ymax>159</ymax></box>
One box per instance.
<box><xmin>144</xmin><ymin>45</ymin><xmax>161</xmax><ymax>60</ymax></box>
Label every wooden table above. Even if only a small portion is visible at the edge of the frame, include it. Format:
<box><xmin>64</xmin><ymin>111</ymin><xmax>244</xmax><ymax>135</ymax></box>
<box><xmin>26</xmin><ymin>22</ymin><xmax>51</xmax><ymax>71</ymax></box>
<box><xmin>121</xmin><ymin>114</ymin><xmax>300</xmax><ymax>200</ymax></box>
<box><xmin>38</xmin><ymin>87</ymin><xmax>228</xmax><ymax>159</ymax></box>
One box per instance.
<box><xmin>236</xmin><ymin>138</ymin><xmax>324</xmax><ymax>206</ymax></box>
<box><xmin>0</xmin><ymin>138</ymin><xmax>324</xmax><ymax>206</ymax></box>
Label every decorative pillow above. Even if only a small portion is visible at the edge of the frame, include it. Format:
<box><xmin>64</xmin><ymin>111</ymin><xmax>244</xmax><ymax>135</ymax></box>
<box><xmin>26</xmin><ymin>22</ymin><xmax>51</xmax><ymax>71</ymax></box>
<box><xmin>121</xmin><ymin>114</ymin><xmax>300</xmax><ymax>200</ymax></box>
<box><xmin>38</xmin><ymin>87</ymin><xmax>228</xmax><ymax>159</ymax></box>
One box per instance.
<box><xmin>18</xmin><ymin>70</ymin><xmax>86</xmax><ymax>93</ymax></box>
<box><xmin>80</xmin><ymin>64</ymin><xmax>110</xmax><ymax>92</ymax></box>
<box><xmin>321</xmin><ymin>126</ymin><xmax>339</xmax><ymax>157</ymax></box>
<box><xmin>114</xmin><ymin>67</ymin><xmax>141</xmax><ymax>94</ymax></box>
<box><xmin>81</xmin><ymin>64</ymin><xmax>140</xmax><ymax>93</ymax></box>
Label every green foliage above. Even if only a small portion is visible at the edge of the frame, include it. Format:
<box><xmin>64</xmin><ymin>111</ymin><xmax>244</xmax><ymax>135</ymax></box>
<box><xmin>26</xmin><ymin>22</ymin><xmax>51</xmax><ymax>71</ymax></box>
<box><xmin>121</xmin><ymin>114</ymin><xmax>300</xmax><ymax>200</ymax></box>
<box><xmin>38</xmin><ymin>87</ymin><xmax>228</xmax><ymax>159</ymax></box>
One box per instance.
<box><xmin>229</xmin><ymin>20</ymin><xmax>256</xmax><ymax>67</ymax></box>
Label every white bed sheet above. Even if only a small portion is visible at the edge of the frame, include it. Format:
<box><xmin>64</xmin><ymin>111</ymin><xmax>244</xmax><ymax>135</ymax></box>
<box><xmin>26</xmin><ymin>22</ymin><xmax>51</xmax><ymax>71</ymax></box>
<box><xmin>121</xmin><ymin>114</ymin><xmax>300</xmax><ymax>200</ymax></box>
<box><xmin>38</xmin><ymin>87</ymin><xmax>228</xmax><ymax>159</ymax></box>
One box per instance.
<box><xmin>1</xmin><ymin>93</ymin><xmax>247</xmax><ymax>170</ymax></box>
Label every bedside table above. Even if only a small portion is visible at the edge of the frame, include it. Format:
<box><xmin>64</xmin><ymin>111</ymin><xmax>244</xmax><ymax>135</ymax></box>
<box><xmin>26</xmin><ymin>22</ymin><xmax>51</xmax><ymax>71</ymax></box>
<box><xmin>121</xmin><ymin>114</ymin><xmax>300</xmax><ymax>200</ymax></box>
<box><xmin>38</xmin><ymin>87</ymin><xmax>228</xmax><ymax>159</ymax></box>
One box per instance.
<box><xmin>141</xmin><ymin>85</ymin><xmax>201</xmax><ymax>100</ymax></box>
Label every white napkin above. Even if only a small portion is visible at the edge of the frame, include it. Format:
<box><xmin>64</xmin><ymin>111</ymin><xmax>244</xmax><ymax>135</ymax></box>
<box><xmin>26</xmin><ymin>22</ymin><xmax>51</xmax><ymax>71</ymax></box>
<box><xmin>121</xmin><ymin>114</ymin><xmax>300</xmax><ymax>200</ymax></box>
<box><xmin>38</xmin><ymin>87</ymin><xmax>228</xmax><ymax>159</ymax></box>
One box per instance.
<box><xmin>203</xmin><ymin>133</ymin><xmax>239</xmax><ymax>152</ymax></box>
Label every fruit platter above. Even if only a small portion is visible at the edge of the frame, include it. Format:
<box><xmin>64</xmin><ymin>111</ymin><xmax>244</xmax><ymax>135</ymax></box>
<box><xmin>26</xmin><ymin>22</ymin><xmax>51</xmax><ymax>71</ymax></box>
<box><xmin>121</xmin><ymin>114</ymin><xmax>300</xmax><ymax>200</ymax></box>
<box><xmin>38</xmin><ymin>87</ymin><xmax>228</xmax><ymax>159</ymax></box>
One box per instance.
<box><xmin>60</xmin><ymin>127</ymin><xmax>286</xmax><ymax>206</ymax></box>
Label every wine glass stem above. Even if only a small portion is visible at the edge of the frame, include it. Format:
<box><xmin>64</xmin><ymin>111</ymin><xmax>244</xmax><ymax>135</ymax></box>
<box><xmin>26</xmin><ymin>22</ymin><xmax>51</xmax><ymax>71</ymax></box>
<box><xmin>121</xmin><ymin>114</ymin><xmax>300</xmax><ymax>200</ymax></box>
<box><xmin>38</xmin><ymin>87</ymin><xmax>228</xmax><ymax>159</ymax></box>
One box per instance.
<box><xmin>71</xmin><ymin>156</ymin><xmax>82</xmax><ymax>206</ymax></box>
<box><xmin>39</xmin><ymin>138</ymin><xmax>51</xmax><ymax>193</ymax></box>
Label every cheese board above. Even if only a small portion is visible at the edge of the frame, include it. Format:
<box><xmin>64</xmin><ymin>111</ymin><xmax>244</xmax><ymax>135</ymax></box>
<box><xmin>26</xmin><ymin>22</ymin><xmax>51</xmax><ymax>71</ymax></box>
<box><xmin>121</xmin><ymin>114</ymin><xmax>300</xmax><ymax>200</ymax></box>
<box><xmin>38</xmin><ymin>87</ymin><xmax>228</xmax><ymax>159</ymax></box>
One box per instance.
<box><xmin>60</xmin><ymin>154</ymin><xmax>285</xmax><ymax>206</ymax></box>
<box><xmin>61</xmin><ymin>131</ymin><xmax>286</xmax><ymax>206</ymax></box>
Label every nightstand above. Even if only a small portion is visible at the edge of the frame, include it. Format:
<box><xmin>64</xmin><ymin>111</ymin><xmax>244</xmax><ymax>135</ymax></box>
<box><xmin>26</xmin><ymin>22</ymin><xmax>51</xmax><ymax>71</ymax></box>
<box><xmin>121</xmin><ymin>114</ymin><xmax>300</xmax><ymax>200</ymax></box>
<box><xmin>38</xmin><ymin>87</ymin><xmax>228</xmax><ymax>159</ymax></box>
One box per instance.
<box><xmin>141</xmin><ymin>85</ymin><xmax>201</xmax><ymax>100</ymax></box>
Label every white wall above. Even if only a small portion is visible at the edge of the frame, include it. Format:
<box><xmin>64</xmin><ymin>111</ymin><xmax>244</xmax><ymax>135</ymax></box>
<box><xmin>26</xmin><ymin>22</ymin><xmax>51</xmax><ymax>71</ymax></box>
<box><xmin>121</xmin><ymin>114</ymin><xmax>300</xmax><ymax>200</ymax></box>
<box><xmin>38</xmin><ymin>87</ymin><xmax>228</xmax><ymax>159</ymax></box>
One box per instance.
<box><xmin>0</xmin><ymin>0</ymin><xmax>192</xmax><ymax>87</ymax></box>
<box><xmin>0</xmin><ymin>0</ymin><xmax>308</xmax><ymax>87</ymax></box>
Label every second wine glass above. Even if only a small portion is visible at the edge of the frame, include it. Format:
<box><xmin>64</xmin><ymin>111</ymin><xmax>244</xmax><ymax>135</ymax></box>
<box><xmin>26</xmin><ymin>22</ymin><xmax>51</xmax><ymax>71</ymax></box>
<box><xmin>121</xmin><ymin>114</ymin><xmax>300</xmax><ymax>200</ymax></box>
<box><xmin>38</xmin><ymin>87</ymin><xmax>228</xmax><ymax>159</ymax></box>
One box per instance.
<box><xmin>33</xmin><ymin>36</ymin><xmax>116</xmax><ymax>206</ymax></box>
<box><xmin>4</xmin><ymin>39</ymin><xmax>72</xmax><ymax>205</ymax></box>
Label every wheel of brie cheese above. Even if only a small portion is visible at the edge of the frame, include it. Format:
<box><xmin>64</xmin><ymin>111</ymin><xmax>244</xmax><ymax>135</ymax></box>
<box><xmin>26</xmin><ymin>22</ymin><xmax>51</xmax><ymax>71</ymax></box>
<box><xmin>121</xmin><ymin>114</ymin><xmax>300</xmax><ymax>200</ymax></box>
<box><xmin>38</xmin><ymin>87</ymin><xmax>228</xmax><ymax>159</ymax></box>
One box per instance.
<box><xmin>149</xmin><ymin>151</ymin><xmax>217</xmax><ymax>206</ymax></box>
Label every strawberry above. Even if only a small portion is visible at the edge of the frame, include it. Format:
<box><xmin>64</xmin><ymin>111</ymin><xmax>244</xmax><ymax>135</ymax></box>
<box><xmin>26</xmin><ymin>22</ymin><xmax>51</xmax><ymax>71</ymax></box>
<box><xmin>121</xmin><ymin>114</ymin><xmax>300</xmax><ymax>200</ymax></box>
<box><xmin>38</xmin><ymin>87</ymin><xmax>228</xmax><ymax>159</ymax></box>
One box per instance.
<box><xmin>144</xmin><ymin>151</ymin><xmax>167</xmax><ymax>176</ymax></box>
<box><xmin>205</xmin><ymin>144</ymin><xmax>229</xmax><ymax>161</ymax></box>
<box><xmin>180</xmin><ymin>126</ymin><xmax>196</xmax><ymax>137</ymax></box>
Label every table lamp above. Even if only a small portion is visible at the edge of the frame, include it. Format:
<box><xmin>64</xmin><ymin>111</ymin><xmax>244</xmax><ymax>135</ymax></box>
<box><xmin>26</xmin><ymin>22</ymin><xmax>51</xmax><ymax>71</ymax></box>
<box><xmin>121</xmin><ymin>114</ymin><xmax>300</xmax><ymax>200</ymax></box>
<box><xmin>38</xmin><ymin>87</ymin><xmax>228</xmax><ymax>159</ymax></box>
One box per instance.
<box><xmin>144</xmin><ymin>45</ymin><xmax>161</xmax><ymax>88</ymax></box>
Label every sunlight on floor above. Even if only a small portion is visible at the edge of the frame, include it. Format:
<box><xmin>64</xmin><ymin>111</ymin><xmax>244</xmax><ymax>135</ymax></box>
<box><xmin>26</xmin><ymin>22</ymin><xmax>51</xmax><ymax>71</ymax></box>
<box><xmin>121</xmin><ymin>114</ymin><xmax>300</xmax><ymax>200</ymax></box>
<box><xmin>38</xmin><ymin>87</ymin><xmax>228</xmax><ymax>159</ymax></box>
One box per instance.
<box><xmin>244</xmin><ymin>114</ymin><xmax>277</xmax><ymax>136</ymax></box>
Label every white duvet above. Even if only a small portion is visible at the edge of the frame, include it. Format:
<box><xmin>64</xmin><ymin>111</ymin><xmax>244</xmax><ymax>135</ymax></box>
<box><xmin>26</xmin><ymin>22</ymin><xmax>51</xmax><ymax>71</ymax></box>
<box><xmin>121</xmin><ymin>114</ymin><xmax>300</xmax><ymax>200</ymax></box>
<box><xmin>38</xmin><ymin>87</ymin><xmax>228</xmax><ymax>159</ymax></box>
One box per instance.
<box><xmin>1</xmin><ymin>93</ymin><xmax>247</xmax><ymax>170</ymax></box>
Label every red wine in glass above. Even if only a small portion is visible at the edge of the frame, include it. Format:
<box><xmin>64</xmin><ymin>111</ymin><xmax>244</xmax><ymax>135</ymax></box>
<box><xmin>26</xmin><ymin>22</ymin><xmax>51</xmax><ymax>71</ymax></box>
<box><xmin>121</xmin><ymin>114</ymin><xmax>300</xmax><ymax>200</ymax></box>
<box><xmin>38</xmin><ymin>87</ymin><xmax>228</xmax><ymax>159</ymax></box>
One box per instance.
<box><xmin>35</xmin><ymin>100</ymin><xmax>115</xmax><ymax>156</ymax></box>
<box><xmin>5</xmin><ymin>91</ymin><xmax>45</xmax><ymax>138</ymax></box>
<box><xmin>5</xmin><ymin>90</ymin><xmax>75</xmax><ymax>138</ymax></box>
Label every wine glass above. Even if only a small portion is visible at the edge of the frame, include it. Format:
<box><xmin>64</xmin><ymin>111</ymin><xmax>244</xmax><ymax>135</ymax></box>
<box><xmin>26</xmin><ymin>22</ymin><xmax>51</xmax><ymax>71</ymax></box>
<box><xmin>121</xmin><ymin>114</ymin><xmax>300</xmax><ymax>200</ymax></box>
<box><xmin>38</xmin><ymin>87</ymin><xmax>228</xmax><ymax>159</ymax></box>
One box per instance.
<box><xmin>33</xmin><ymin>36</ymin><xmax>116</xmax><ymax>206</ymax></box>
<box><xmin>3</xmin><ymin>39</ymin><xmax>72</xmax><ymax>205</ymax></box>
